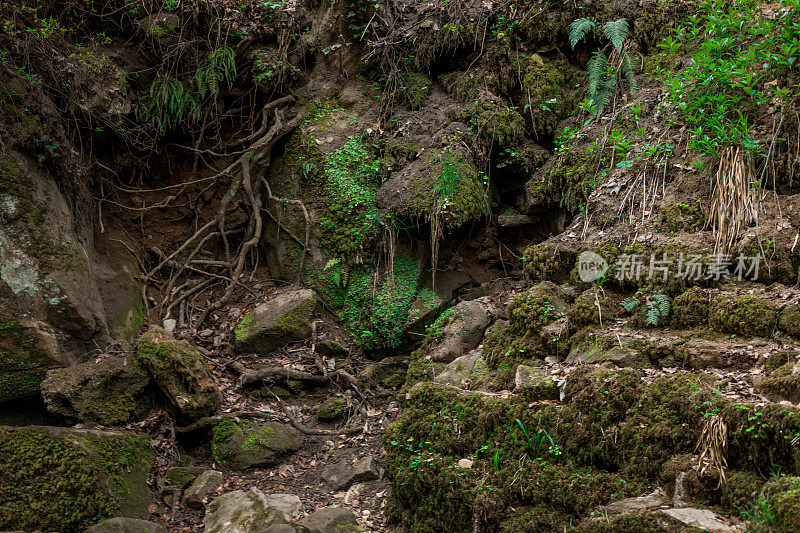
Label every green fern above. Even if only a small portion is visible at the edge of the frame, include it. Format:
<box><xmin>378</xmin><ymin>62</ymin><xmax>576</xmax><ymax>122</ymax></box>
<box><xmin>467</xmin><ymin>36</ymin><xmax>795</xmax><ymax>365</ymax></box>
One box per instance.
<box><xmin>138</xmin><ymin>75</ymin><xmax>200</xmax><ymax>134</ymax></box>
<box><xmin>569</xmin><ymin>17</ymin><xmax>596</xmax><ymax>49</ymax></box>
<box><xmin>620</xmin><ymin>297</ymin><xmax>640</xmax><ymax>313</ymax></box>
<box><xmin>603</xmin><ymin>18</ymin><xmax>629</xmax><ymax>52</ymax></box>
<box><xmin>587</xmin><ymin>50</ymin><xmax>608</xmax><ymax>98</ymax></box>
<box><xmin>571</xmin><ymin>17</ymin><xmax>636</xmax><ymax>118</ymax></box>
<box><xmin>642</xmin><ymin>293</ymin><xmax>670</xmax><ymax>326</ymax></box>
<box><xmin>196</xmin><ymin>46</ymin><xmax>237</xmax><ymax>98</ymax></box>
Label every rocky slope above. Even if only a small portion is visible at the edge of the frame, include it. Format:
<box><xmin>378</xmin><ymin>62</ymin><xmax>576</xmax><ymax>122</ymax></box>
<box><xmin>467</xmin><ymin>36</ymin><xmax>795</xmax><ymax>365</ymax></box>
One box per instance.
<box><xmin>1</xmin><ymin>0</ymin><xmax>800</xmax><ymax>532</ymax></box>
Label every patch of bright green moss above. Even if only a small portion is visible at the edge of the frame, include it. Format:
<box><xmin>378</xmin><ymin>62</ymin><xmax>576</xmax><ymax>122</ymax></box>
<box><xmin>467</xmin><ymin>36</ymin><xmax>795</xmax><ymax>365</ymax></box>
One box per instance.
<box><xmin>709</xmin><ymin>294</ymin><xmax>778</xmax><ymax>338</ymax></box>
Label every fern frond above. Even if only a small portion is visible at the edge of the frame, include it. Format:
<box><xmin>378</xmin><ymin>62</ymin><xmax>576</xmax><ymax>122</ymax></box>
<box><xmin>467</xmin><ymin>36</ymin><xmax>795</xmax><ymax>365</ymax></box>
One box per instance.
<box><xmin>620</xmin><ymin>297</ymin><xmax>640</xmax><ymax>312</ymax></box>
<box><xmin>654</xmin><ymin>294</ymin><xmax>670</xmax><ymax>317</ymax></box>
<box><xmin>603</xmin><ymin>18</ymin><xmax>629</xmax><ymax>52</ymax></box>
<box><xmin>591</xmin><ymin>86</ymin><xmax>612</xmax><ymax>118</ymax></box>
<box><xmin>621</xmin><ymin>51</ymin><xmax>637</xmax><ymax>94</ymax></box>
<box><xmin>587</xmin><ymin>50</ymin><xmax>608</xmax><ymax>99</ymax></box>
<box><xmin>569</xmin><ymin>17</ymin><xmax>596</xmax><ymax>49</ymax></box>
<box><xmin>645</xmin><ymin>304</ymin><xmax>659</xmax><ymax>326</ymax></box>
<box><xmin>196</xmin><ymin>46</ymin><xmax>237</xmax><ymax>98</ymax></box>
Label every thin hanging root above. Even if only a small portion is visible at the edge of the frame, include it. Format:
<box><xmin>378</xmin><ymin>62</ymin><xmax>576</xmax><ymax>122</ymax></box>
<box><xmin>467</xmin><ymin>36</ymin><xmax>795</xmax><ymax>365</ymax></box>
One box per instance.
<box><xmin>696</xmin><ymin>414</ymin><xmax>728</xmax><ymax>487</ymax></box>
<box><xmin>708</xmin><ymin>146</ymin><xmax>759</xmax><ymax>253</ymax></box>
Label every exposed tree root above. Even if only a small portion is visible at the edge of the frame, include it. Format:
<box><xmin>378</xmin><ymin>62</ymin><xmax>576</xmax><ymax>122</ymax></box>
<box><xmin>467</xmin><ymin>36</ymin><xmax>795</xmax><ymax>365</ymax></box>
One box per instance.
<box><xmin>139</xmin><ymin>96</ymin><xmax>309</xmax><ymax>331</ymax></box>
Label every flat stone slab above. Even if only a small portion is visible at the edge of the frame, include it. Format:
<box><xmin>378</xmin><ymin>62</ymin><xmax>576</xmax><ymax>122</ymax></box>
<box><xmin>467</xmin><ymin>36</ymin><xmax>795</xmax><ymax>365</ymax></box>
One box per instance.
<box><xmin>661</xmin><ymin>508</ymin><xmax>737</xmax><ymax>532</ymax></box>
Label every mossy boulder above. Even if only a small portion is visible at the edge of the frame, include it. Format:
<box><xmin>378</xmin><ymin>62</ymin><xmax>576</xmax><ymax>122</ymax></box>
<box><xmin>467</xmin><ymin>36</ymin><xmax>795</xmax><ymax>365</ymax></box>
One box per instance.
<box><xmin>377</xmin><ymin>144</ymin><xmax>489</xmax><ymax>229</ymax></box>
<box><xmin>482</xmin><ymin>282</ymin><xmax>569</xmax><ymax>370</ymax></box>
<box><xmin>209</xmin><ymin>417</ymin><xmax>301</xmax><ymax>470</ymax></box>
<box><xmin>0</xmin><ymin>318</ymin><xmax>67</xmax><ymax>403</ymax></box>
<box><xmin>509</xmin><ymin>281</ymin><xmax>568</xmax><ymax>333</ymax></box>
<box><xmin>521</xmin><ymin>56</ymin><xmax>581</xmax><ymax>137</ymax></box>
<box><xmin>204</xmin><ymin>487</ymin><xmax>303</xmax><ymax>533</ymax></box>
<box><xmin>779</xmin><ymin>304</ymin><xmax>800</xmax><ymax>337</ymax></box>
<box><xmin>757</xmin><ymin>362</ymin><xmax>800</xmax><ymax>403</ymax></box>
<box><xmin>234</xmin><ymin>288</ymin><xmax>317</xmax><ymax>354</ymax></box>
<box><xmin>165</xmin><ymin>466</ymin><xmax>207</xmax><ymax>489</ymax></box>
<box><xmin>40</xmin><ymin>354</ymin><xmax>150</xmax><ymax>425</ymax></box>
<box><xmin>316</xmin><ymin>397</ymin><xmax>349</xmax><ymax>421</ymax></box>
<box><xmin>522</xmin><ymin>242</ymin><xmax>575</xmax><ymax>283</ymax></box>
<box><xmin>136</xmin><ymin>327</ymin><xmax>221</xmax><ymax>422</ymax></box>
<box><xmin>671</xmin><ymin>287</ymin><xmax>709</xmax><ymax>328</ymax></box>
<box><xmin>709</xmin><ymin>294</ymin><xmax>778</xmax><ymax>337</ymax></box>
<box><xmin>399</xmin><ymin>72</ymin><xmax>432</xmax><ymax>110</ymax></box>
<box><xmin>514</xmin><ymin>364</ymin><xmax>559</xmax><ymax>400</ymax></box>
<box><xmin>416</xmin><ymin>300</ymin><xmax>493</xmax><ymax>365</ymax></box>
<box><xmin>568</xmin><ymin>289</ymin><xmax>617</xmax><ymax>329</ymax></box>
<box><xmin>0</xmin><ymin>426</ymin><xmax>152</xmax><ymax>532</ymax></box>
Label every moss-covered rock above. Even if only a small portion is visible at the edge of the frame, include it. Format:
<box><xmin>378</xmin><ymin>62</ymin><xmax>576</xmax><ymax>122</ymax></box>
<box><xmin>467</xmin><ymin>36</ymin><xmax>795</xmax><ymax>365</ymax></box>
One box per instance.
<box><xmin>209</xmin><ymin>417</ymin><xmax>301</xmax><ymax>470</ymax></box>
<box><xmin>709</xmin><ymin>294</ymin><xmax>778</xmax><ymax>337</ymax></box>
<box><xmin>377</xmin><ymin>146</ymin><xmax>490</xmax><ymax>229</ymax></box>
<box><xmin>384</xmin><ymin>365</ymin><xmax>800</xmax><ymax>531</ymax></box>
<box><xmin>671</xmin><ymin>287</ymin><xmax>709</xmax><ymax>328</ymax></box>
<box><xmin>165</xmin><ymin>466</ymin><xmax>207</xmax><ymax>489</ymax></box>
<box><xmin>514</xmin><ymin>364</ymin><xmax>559</xmax><ymax>400</ymax></box>
<box><xmin>568</xmin><ymin>289</ymin><xmax>620</xmax><ymax>329</ymax></box>
<box><xmin>0</xmin><ymin>318</ymin><xmax>66</xmax><ymax>403</ymax></box>
<box><xmin>399</xmin><ymin>72</ymin><xmax>432</xmax><ymax>110</ymax></box>
<box><xmin>757</xmin><ymin>362</ymin><xmax>800</xmax><ymax>403</ymax></box>
<box><xmin>0</xmin><ymin>426</ymin><xmax>152</xmax><ymax>532</ymax></box>
<box><xmin>767</xmin><ymin>478</ymin><xmax>800</xmax><ymax>531</ymax></box>
<box><xmin>136</xmin><ymin>327</ymin><xmax>221</xmax><ymax>422</ymax></box>
<box><xmin>416</xmin><ymin>300</ymin><xmax>493</xmax><ymax>365</ymax></box>
<box><xmin>521</xmin><ymin>56</ymin><xmax>581</xmax><ymax>137</ymax></box>
<box><xmin>522</xmin><ymin>242</ymin><xmax>575</xmax><ymax>283</ymax></box>
<box><xmin>460</xmin><ymin>92</ymin><xmax>525</xmax><ymax>148</ymax></box>
<box><xmin>316</xmin><ymin>398</ymin><xmax>349</xmax><ymax>421</ymax></box>
<box><xmin>779</xmin><ymin>304</ymin><xmax>800</xmax><ymax>337</ymax></box>
<box><xmin>234</xmin><ymin>288</ymin><xmax>317</xmax><ymax>354</ymax></box>
<box><xmin>40</xmin><ymin>355</ymin><xmax>150</xmax><ymax>425</ymax></box>
<box><xmin>509</xmin><ymin>281</ymin><xmax>568</xmax><ymax>332</ymax></box>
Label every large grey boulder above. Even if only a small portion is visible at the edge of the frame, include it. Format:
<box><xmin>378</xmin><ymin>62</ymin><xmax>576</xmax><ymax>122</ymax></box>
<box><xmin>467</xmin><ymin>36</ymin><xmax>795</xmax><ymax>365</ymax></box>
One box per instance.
<box><xmin>424</xmin><ymin>299</ymin><xmax>494</xmax><ymax>364</ymax></box>
<box><xmin>296</xmin><ymin>507</ymin><xmax>360</xmax><ymax>533</ymax></box>
<box><xmin>434</xmin><ymin>350</ymin><xmax>485</xmax><ymax>387</ymax></box>
<box><xmin>204</xmin><ymin>488</ymin><xmax>302</xmax><ymax>533</ymax></box>
<box><xmin>234</xmin><ymin>289</ymin><xmax>317</xmax><ymax>354</ymax></box>
<box><xmin>322</xmin><ymin>455</ymin><xmax>380</xmax><ymax>490</ymax></box>
<box><xmin>136</xmin><ymin>327</ymin><xmax>221</xmax><ymax>422</ymax></box>
<box><xmin>0</xmin><ymin>150</ymin><xmax>143</xmax><ymax>403</ymax></box>
<box><xmin>183</xmin><ymin>469</ymin><xmax>223</xmax><ymax>509</ymax></box>
<box><xmin>210</xmin><ymin>417</ymin><xmax>301</xmax><ymax>470</ymax></box>
<box><xmin>40</xmin><ymin>355</ymin><xmax>149</xmax><ymax>425</ymax></box>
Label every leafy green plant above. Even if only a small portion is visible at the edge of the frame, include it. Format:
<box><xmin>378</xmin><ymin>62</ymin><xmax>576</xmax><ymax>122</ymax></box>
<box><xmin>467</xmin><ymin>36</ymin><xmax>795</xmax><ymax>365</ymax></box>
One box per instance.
<box><xmin>196</xmin><ymin>46</ymin><xmax>236</xmax><ymax>98</ymax></box>
<box><xmin>665</xmin><ymin>0</ymin><xmax>800</xmax><ymax>157</ymax></box>
<box><xmin>137</xmin><ymin>75</ymin><xmax>200</xmax><ymax>134</ymax></box>
<box><xmin>620</xmin><ymin>293</ymin><xmax>671</xmax><ymax>326</ymax></box>
<box><xmin>512</xmin><ymin>419</ymin><xmax>561</xmax><ymax>458</ymax></box>
<box><xmin>736</xmin><ymin>494</ymin><xmax>775</xmax><ymax>533</ymax></box>
<box><xmin>570</xmin><ymin>17</ymin><xmax>636</xmax><ymax>117</ymax></box>
<box><xmin>491</xmin><ymin>448</ymin><xmax>503</xmax><ymax>471</ymax></box>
